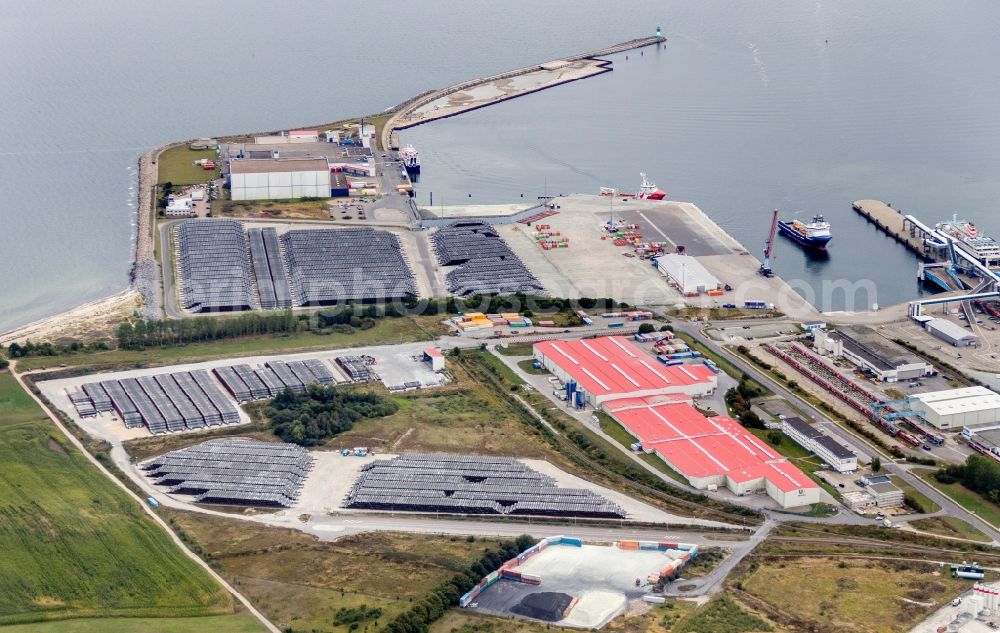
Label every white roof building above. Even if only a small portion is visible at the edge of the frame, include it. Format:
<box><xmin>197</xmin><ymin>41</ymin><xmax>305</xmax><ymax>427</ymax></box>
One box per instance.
<box><xmin>229</xmin><ymin>158</ymin><xmax>331</xmax><ymax>201</ymax></box>
<box><xmin>164</xmin><ymin>197</ymin><xmax>193</xmax><ymax>217</ymax></box>
<box><xmin>911</xmin><ymin>386</ymin><xmax>1000</xmax><ymax>430</ymax></box>
<box><xmin>653</xmin><ymin>254</ymin><xmax>720</xmax><ymax>295</ymax></box>
<box><xmin>925</xmin><ymin>317</ymin><xmax>978</xmax><ymax>347</ymax></box>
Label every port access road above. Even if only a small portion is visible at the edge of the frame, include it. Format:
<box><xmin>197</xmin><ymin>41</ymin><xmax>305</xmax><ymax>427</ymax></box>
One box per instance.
<box><xmin>669</xmin><ymin>319</ymin><xmax>1000</xmax><ymax>544</ymax></box>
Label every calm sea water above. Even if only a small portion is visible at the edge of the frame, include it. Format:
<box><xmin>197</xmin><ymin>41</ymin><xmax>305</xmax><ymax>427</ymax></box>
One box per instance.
<box><xmin>1</xmin><ymin>2</ymin><xmax>998</xmax><ymax>329</ymax></box>
<box><xmin>403</xmin><ymin>2</ymin><xmax>1000</xmax><ymax>312</ymax></box>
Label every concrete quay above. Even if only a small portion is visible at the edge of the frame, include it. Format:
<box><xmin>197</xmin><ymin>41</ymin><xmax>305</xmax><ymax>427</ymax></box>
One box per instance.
<box><xmin>380</xmin><ymin>35</ymin><xmax>663</xmax><ymax>150</ymax></box>
<box><xmin>852</xmin><ymin>199</ymin><xmax>931</xmax><ymax>259</ymax></box>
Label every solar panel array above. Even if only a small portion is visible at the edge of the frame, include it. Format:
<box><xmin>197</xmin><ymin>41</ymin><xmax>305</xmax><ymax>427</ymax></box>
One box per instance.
<box><xmin>175</xmin><ymin>219</ymin><xmax>255</xmax><ymax>312</ymax></box>
<box><xmin>432</xmin><ymin>223</ymin><xmax>545</xmax><ymax>297</ymax></box>
<box><xmin>281</xmin><ymin>228</ymin><xmax>416</xmax><ymax>305</ymax></box>
<box><xmin>344</xmin><ymin>454</ymin><xmax>625</xmax><ymax>518</ymax></box>
<box><xmin>80</xmin><ymin>370</ymin><xmax>240</xmax><ymax>434</ymax></box>
<box><xmin>141</xmin><ymin>438</ymin><xmax>314</xmax><ymax>508</ymax></box>
<box><xmin>248</xmin><ymin>228</ymin><xmax>293</xmax><ymax>309</ymax></box>
<box><xmin>214</xmin><ymin>359</ymin><xmax>343</xmax><ymax>402</ymax></box>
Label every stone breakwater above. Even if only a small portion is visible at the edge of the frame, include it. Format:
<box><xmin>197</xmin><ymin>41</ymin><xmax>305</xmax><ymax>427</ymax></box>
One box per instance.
<box><xmin>131</xmin><ymin>145</ymin><xmax>165</xmax><ymax>320</ymax></box>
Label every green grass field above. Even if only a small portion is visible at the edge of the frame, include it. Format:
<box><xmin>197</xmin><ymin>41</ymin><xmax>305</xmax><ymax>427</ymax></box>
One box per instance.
<box><xmin>915</xmin><ymin>468</ymin><xmax>1000</xmax><ymax>528</ymax></box>
<box><xmin>0</xmin><ymin>613</ymin><xmax>264</xmax><ymax>633</ymax></box>
<box><xmin>516</xmin><ymin>359</ymin><xmax>549</xmax><ymax>375</ymax></box>
<box><xmin>328</xmin><ymin>359</ymin><xmax>556</xmax><ymax>458</ymax></box>
<box><xmin>741</xmin><ymin>556</ymin><xmax>966</xmax><ymax>633</ymax></box>
<box><xmin>673</xmin><ymin>595</ymin><xmax>772</xmax><ymax>633</ymax></box>
<box><xmin>893</xmin><ymin>476</ymin><xmax>941</xmax><ymax>514</ymax></box>
<box><xmin>0</xmin><ymin>372</ymin><xmax>233</xmax><ymax>626</ymax></box>
<box><xmin>15</xmin><ymin>316</ymin><xmax>446</xmax><ymax>372</ymax></box>
<box><xmin>157</xmin><ymin>147</ymin><xmax>218</xmax><ymax>186</ymax></box>
<box><xmin>910</xmin><ymin>516</ymin><xmax>991</xmax><ymax>543</ymax></box>
<box><xmin>166</xmin><ymin>511</ymin><xmax>503</xmax><ymax>633</ymax></box>
<box><xmin>495</xmin><ymin>343</ymin><xmax>534</xmax><ymax>356</ymax></box>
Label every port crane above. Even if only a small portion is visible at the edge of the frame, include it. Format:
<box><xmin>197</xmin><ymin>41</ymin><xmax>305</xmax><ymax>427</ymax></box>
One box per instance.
<box><xmin>759</xmin><ymin>208</ymin><xmax>779</xmax><ymax>277</ymax></box>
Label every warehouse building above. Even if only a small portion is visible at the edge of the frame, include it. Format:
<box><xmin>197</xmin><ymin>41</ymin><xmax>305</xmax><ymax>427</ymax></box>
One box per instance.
<box><xmin>533</xmin><ymin>336</ymin><xmax>717</xmax><ymax>407</ymax></box>
<box><xmin>229</xmin><ymin>158</ymin><xmax>331</xmax><ymax>201</ymax></box>
<box><xmin>781</xmin><ymin>416</ymin><xmax>857</xmax><ymax>473</ymax></box>
<box><xmin>607</xmin><ymin>396</ymin><xmax>820</xmax><ymax>508</ymax></box>
<box><xmin>652</xmin><ymin>254</ymin><xmax>720</xmax><ymax>295</ymax></box>
<box><xmin>910</xmin><ymin>386</ymin><xmax>1000</xmax><ymax>430</ymax></box>
<box><xmin>814</xmin><ymin>325</ymin><xmax>932</xmax><ymax>382</ymax></box>
<box><xmin>252</xmin><ymin>130</ymin><xmax>320</xmax><ymax>144</ymax></box>
<box><xmin>924</xmin><ymin>317</ymin><xmax>978</xmax><ymax>347</ymax></box>
<box><xmin>866</xmin><ymin>481</ymin><xmax>904</xmax><ymax>508</ymax></box>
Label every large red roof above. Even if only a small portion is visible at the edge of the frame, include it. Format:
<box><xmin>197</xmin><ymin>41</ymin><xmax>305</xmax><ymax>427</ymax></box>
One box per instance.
<box><xmin>534</xmin><ymin>336</ymin><xmax>715</xmax><ymax>398</ymax></box>
<box><xmin>607</xmin><ymin>398</ymin><xmax>817</xmax><ymax>493</ymax></box>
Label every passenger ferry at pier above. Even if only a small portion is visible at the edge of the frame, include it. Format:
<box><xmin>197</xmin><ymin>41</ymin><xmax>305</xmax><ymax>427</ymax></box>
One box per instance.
<box><xmin>935</xmin><ymin>214</ymin><xmax>1000</xmax><ymax>265</ymax></box>
<box><xmin>778</xmin><ymin>214</ymin><xmax>832</xmax><ymax>250</ymax></box>
<box><xmin>399</xmin><ymin>144</ymin><xmax>420</xmax><ymax>175</ymax></box>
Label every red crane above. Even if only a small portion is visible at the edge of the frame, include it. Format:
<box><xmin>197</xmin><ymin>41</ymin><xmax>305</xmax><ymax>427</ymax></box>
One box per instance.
<box><xmin>760</xmin><ymin>208</ymin><xmax>779</xmax><ymax>277</ymax></box>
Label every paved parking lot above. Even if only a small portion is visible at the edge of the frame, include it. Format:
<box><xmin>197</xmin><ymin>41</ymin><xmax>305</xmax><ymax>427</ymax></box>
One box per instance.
<box><xmin>39</xmin><ymin>341</ymin><xmax>447</xmax><ymax>443</ymax></box>
<box><xmin>707</xmin><ymin>322</ymin><xmax>800</xmax><ymax>342</ymax></box>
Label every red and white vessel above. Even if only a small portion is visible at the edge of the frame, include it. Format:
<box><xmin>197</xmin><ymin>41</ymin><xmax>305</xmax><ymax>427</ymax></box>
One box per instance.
<box><xmin>600</xmin><ymin>173</ymin><xmax>666</xmax><ymax>200</ymax></box>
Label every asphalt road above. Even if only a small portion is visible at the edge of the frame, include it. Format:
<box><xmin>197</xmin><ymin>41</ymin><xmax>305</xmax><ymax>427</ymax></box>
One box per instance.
<box><xmin>670</xmin><ymin>318</ymin><xmax>1000</xmax><ymax>544</ymax></box>
<box><xmin>158</xmin><ymin>219</ymin><xmax>182</xmax><ymax>318</ymax></box>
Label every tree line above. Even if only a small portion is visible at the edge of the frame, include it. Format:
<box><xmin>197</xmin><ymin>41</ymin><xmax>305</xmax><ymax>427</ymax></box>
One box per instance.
<box><xmin>724</xmin><ymin>374</ymin><xmax>766</xmax><ymax>429</ymax></box>
<box><xmin>265</xmin><ymin>384</ymin><xmax>398</xmax><ymax>446</ymax></box>
<box><xmin>4</xmin><ymin>339</ymin><xmax>109</xmax><ymax>359</ymax></box>
<box><xmin>936</xmin><ymin>454</ymin><xmax>1000</xmax><ymax>504</ymax></box>
<box><xmin>116</xmin><ymin>310</ymin><xmax>298</xmax><ymax>350</ymax></box>
<box><xmin>378</xmin><ymin>535</ymin><xmax>534</xmax><ymax>633</ymax></box>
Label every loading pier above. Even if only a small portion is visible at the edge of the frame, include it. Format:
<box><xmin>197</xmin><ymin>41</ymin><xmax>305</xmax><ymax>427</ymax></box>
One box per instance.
<box><xmin>381</xmin><ymin>34</ymin><xmax>665</xmax><ymax>150</ymax></box>
<box><xmin>852</xmin><ymin>199</ymin><xmax>934</xmax><ymax>260</ymax></box>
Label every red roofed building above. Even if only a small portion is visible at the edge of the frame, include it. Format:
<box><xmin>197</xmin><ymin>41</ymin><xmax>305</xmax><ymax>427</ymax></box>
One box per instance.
<box><xmin>288</xmin><ymin>129</ymin><xmax>319</xmax><ymax>142</ymax></box>
<box><xmin>533</xmin><ymin>336</ymin><xmax>717</xmax><ymax>406</ymax></box>
<box><xmin>607</xmin><ymin>396</ymin><xmax>820</xmax><ymax>508</ymax></box>
<box><xmin>423</xmin><ymin>347</ymin><xmax>445</xmax><ymax>372</ymax></box>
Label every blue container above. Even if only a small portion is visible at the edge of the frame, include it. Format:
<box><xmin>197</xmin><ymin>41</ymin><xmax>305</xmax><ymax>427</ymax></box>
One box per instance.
<box><xmin>575</xmin><ymin>390</ymin><xmax>585</xmax><ymax>408</ymax></box>
<box><xmin>566</xmin><ymin>380</ymin><xmax>576</xmax><ymax>397</ymax></box>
